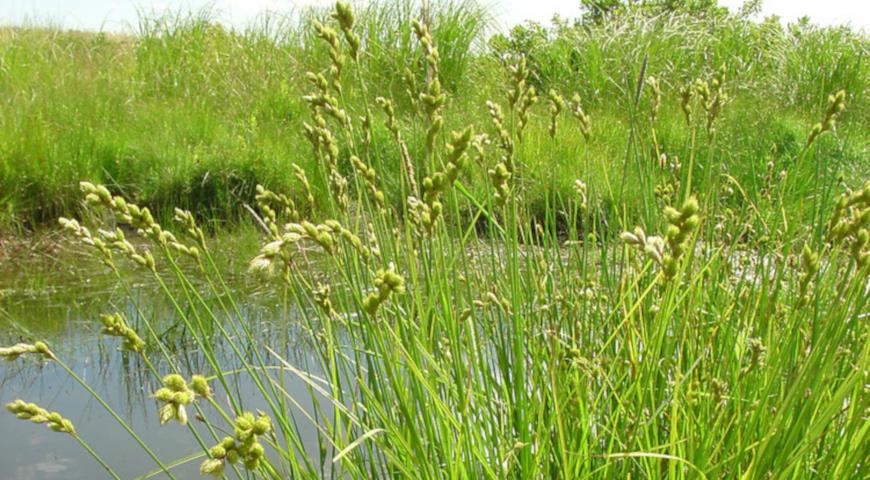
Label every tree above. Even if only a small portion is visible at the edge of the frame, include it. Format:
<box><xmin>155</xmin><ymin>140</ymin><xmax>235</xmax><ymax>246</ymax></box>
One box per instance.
<box><xmin>580</xmin><ymin>0</ymin><xmax>723</xmax><ymax>24</ymax></box>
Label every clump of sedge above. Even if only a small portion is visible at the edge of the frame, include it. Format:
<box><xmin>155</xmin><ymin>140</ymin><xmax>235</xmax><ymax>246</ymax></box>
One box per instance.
<box><xmin>570</xmin><ymin>93</ymin><xmax>591</xmax><ymax>141</ymax></box>
<box><xmin>547</xmin><ymin>89</ymin><xmax>566</xmax><ymax>138</ymax></box>
<box><xmin>100</xmin><ymin>313</ymin><xmax>145</xmax><ymax>353</ymax></box>
<box><xmin>622</xmin><ymin>196</ymin><xmax>701</xmax><ymax>279</ymax></box>
<box><xmin>825</xmin><ymin>179</ymin><xmax>870</xmax><ymax>268</ymax></box>
<box><xmin>797</xmin><ymin>245</ymin><xmax>820</xmax><ymax>306</ymax></box>
<box><xmin>412</xmin><ymin>19</ymin><xmax>446</xmax><ymax>155</ymax></box>
<box><xmin>806</xmin><ymin>90</ymin><xmax>846</xmax><ymax>147</ymax></box>
<box><xmin>362</xmin><ymin>263</ymin><xmax>406</xmax><ymax>316</ymax></box>
<box><xmin>153</xmin><ymin>373</ymin><xmax>209</xmax><ymax>425</ymax></box>
<box><xmin>332</xmin><ymin>2</ymin><xmax>360</xmax><ymax>62</ymax></box>
<box><xmin>0</xmin><ymin>341</ymin><xmax>53</xmax><ymax>361</ymax></box>
<box><xmin>201</xmin><ymin>412</ymin><xmax>271</xmax><ymax>476</ymax></box>
<box><xmin>6</xmin><ymin>400</ymin><xmax>75</xmax><ymax>434</ymax></box>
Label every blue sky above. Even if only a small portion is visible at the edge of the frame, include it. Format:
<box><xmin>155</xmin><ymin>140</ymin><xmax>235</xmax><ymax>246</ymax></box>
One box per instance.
<box><xmin>1</xmin><ymin>1</ymin><xmax>868</xmax><ymax>33</ymax></box>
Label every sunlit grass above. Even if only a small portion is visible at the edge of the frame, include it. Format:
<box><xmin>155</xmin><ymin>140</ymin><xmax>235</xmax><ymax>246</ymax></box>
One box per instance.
<box><xmin>2</xmin><ymin>2</ymin><xmax>869</xmax><ymax>479</ymax></box>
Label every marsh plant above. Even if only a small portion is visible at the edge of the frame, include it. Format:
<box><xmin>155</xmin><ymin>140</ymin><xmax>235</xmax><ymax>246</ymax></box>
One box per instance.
<box><xmin>4</xmin><ymin>2</ymin><xmax>869</xmax><ymax>479</ymax></box>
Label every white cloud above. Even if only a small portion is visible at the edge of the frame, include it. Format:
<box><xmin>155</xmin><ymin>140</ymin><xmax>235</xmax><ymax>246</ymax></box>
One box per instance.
<box><xmin>1</xmin><ymin>0</ymin><xmax>868</xmax><ymax>32</ymax></box>
<box><xmin>715</xmin><ymin>0</ymin><xmax>867</xmax><ymax>30</ymax></box>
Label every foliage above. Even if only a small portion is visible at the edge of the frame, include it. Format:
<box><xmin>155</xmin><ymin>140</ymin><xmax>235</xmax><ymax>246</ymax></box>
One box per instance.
<box><xmin>3</xmin><ymin>2</ymin><xmax>868</xmax><ymax>479</ymax></box>
<box><xmin>0</xmin><ymin>1</ymin><xmax>868</xmax><ymax>231</ymax></box>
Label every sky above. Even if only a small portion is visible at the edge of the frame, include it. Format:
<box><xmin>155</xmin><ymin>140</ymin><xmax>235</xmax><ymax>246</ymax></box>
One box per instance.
<box><xmin>1</xmin><ymin>0</ymin><xmax>868</xmax><ymax>33</ymax></box>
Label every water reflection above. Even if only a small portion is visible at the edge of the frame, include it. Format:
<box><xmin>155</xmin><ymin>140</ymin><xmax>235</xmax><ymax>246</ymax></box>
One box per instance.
<box><xmin>0</xmin><ymin>268</ymin><xmax>330</xmax><ymax>479</ymax></box>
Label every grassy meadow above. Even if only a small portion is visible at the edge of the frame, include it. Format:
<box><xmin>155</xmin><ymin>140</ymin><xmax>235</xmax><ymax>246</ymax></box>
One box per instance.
<box><xmin>1</xmin><ymin>0</ymin><xmax>869</xmax><ymax>478</ymax></box>
<box><xmin>1</xmin><ymin>0</ymin><xmax>868</xmax><ymax>229</ymax></box>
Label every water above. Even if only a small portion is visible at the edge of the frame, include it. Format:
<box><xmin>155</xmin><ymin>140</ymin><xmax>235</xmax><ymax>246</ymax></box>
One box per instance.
<box><xmin>0</xmin><ymin>252</ymin><xmax>329</xmax><ymax>479</ymax></box>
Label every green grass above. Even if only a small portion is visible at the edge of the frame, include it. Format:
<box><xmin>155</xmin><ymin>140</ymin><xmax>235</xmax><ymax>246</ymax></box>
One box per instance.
<box><xmin>0</xmin><ymin>0</ymin><xmax>867</xmax><ymax>231</ymax></box>
<box><xmin>1</xmin><ymin>1</ymin><xmax>869</xmax><ymax>478</ymax></box>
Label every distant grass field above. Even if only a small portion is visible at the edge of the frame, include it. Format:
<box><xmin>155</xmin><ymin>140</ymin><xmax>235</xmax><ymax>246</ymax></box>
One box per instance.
<box><xmin>0</xmin><ymin>0</ymin><xmax>867</xmax><ymax>233</ymax></box>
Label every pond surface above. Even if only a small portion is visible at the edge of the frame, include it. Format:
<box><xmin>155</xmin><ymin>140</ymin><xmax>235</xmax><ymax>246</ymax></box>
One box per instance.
<box><xmin>0</xmin><ymin>242</ymin><xmax>328</xmax><ymax>479</ymax></box>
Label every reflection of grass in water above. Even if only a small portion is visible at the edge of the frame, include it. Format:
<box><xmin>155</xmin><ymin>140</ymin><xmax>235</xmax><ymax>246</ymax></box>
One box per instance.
<box><xmin>2</xmin><ymin>2</ymin><xmax>870</xmax><ymax>479</ymax></box>
<box><xmin>1</xmin><ymin>289</ymin><xmax>322</xmax><ymax>477</ymax></box>
<box><xmin>0</xmin><ymin>223</ymin><xmax>267</xmax><ymax>300</ymax></box>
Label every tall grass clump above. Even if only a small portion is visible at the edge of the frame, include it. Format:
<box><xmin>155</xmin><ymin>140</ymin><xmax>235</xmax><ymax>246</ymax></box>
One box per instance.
<box><xmin>1</xmin><ymin>0</ymin><xmax>868</xmax><ymax>230</ymax></box>
<box><xmin>3</xmin><ymin>2</ymin><xmax>869</xmax><ymax>478</ymax></box>
<box><xmin>0</xmin><ymin>0</ymin><xmax>491</xmax><ymax>229</ymax></box>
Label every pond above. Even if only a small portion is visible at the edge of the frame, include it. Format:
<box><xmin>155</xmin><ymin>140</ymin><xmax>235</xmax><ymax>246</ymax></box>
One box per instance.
<box><xmin>0</xmin><ymin>242</ymin><xmax>330</xmax><ymax>479</ymax></box>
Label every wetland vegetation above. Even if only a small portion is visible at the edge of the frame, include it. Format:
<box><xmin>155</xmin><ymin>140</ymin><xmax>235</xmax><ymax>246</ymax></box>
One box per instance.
<box><xmin>1</xmin><ymin>0</ymin><xmax>869</xmax><ymax>478</ymax></box>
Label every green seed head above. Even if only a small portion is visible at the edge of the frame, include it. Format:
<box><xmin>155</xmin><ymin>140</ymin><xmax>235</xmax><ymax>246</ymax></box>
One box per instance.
<box><xmin>153</xmin><ymin>388</ymin><xmax>173</xmax><ymax>402</ymax></box>
<box><xmin>200</xmin><ymin>458</ymin><xmax>225</xmax><ymax>476</ymax></box>
<box><xmin>682</xmin><ymin>196</ymin><xmax>700</xmax><ymax>216</ymax></box>
<box><xmin>173</xmin><ymin>391</ymin><xmax>194</xmax><ymax>405</ymax></box>
<box><xmin>209</xmin><ymin>445</ymin><xmax>227</xmax><ymax>459</ymax></box>
<box><xmin>248</xmin><ymin>442</ymin><xmax>265</xmax><ymax>459</ymax></box>
<box><xmin>244</xmin><ymin>457</ymin><xmax>261</xmax><ymax>470</ymax></box>
<box><xmin>190</xmin><ymin>375</ymin><xmax>211</xmax><ymax>399</ymax></box>
<box><xmin>236</xmin><ymin>412</ymin><xmax>254</xmax><ymax>430</ymax></box>
<box><xmin>163</xmin><ymin>374</ymin><xmax>186</xmax><ymax>391</ymax></box>
<box><xmin>683</xmin><ymin>215</ymin><xmax>700</xmax><ymax>231</ymax></box>
<box><xmin>620</xmin><ymin>231</ymin><xmax>640</xmax><ymax>245</ymax></box>
<box><xmin>253</xmin><ymin>416</ymin><xmax>272</xmax><ymax>435</ymax></box>
<box><xmin>7</xmin><ymin>400</ymin><xmax>75</xmax><ymax>434</ymax></box>
<box><xmin>158</xmin><ymin>403</ymin><xmax>176</xmax><ymax>424</ymax></box>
